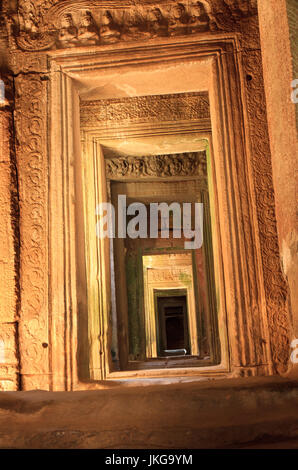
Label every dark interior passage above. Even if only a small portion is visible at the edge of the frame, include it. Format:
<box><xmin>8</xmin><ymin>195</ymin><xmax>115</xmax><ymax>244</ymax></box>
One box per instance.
<box><xmin>157</xmin><ymin>295</ymin><xmax>190</xmax><ymax>356</ymax></box>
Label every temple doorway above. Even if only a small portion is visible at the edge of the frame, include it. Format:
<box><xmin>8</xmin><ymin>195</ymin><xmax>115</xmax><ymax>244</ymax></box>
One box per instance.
<box><xmin>156</xmin><ymin>292</ymin><xmax>190</xmax><ymax>356</ymax></box>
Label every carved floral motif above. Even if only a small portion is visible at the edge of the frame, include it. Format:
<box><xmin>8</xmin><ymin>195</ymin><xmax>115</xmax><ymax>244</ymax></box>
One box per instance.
<box><xmin>242</xmin><ymin>49</ymin><xmax>291</xmax><ymax>374</ymax></box>
<box><xmin>14</xmin><ymin>74</ymin><xmax>49</xmax><ymax>389</ymax></box>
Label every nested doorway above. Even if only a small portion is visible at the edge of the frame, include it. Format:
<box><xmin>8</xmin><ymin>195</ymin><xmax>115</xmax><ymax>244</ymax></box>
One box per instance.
<box><xmin>37</xmin><ymin>30</ymin><xmax>280</xmax><ymax>390</ymax></box>
<box><xmin>107</xmin><ymin>153</ymin><xmax>220</xmax><ymax>371</ymax></box>
<box><xmin>155</xmin><ymin>291</ymin><xmax>190</xmax><ymax>357</ymax></box>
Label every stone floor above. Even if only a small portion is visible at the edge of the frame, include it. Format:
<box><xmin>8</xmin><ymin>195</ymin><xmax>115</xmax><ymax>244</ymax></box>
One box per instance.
<box><xmin>0</xmin><ymin>376</ymin><xmax>298</xmax><ymax>449</ymax></box>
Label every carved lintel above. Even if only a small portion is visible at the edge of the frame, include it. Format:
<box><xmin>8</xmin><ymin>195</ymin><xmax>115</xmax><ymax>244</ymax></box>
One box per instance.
<box><xmin>147</xmin><ymin>266</ymin><xmax>192</xmax><ymax>283</ymax></box>
<box><xmin>80</xmin><ymin>92</ymin><xmax>210</xmax><ymax>128</ymax></box>
<box><xmin>4</xmin><ymin>1</ymin><xmax>258</xmax><ymax>52</ymax></box>
<box><xmin>105</xmin><ymin>152</ymin><xmax>207</xmax><ymax>180</ymax></box>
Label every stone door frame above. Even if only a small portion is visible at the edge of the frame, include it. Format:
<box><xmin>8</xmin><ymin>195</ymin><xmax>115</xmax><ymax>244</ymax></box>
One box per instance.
<box><xmin>143</xmin><ymin>254</ymin><xmax>198</xmax><ymax>359</ymax></box>
<box><xmin>14</xmin><ymin>30</ymin><xmax>290</xmax><ymax>389</ymax></box>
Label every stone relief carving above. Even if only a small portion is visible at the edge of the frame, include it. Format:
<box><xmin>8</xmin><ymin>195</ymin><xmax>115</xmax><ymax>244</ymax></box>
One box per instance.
<box><xmin>99</xmin><ymin>10</ymin><xmax>121</xmax><ymax>44</ymax></box>
<box><xmin>77</xmin><ymin>11</ymin><xmax>100</xmax><ymax>45</ymax></box>
<box><xmin>105</xmin><ymin>152</ymin><xmax>207</xmax><ymax>180</ymax></box>
<box><xmin>146</xmin><ymin>7</ymin><xmax>169</xmax><ymax>38</ymax></box>
<box><xmin>147</xmin><ymin>267</ymin><xmax>192</xmax><ymax>283</ymax></box>
<box><xmin>80</xmin><ymin>92</ymin><xmax>210</xmax><ymax>128</ymax></box>
<box><xmin>189</xmin><ymin>2</ymin><xmax>211</xmax><ymax>33</ymax></box>
<box><xmin>3</xmin><ymin>0</ymin><xmax>258</xmax><ymax>52</ymax></box>
<box><xmin>58</xmin><ymin>13</ymin><xmax>78</xmax><ymax>48</ymax></box>
<box><xmin>242</xmin><ymin>48</ymin><xmax>291</xmax><ymax>374</ymax></box>
<box><xmin>168</xmin><ymin>2</ymin><xmax>189</xmax><ymax>36</ymax></box>
<box><xmin>15</xmin><ymin>0</ymin><xmax>56</xmax><ymax>51</ymax></box>
<box><xmin>14</xmin><ymin>74</ymin><xmax>49</xmax><ymax>389</ymax></box>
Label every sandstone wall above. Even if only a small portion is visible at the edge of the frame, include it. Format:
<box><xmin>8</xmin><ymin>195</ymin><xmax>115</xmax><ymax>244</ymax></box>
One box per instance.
<box><xmin>0</xmin><ymin>83</ymin><xmax>20</xmax><ymax>390</ymax></box>
<box><xmin>258</xmin><ymin>0</ymin><xmax>298</xmax><ymax>355</ymax></box>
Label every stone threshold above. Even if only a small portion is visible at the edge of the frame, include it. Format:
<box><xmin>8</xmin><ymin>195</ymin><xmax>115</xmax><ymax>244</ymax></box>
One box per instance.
<box><xmin>0</xmin><ymin>376</ymin><xmax>298</xmax><ymax>448</ymax></box>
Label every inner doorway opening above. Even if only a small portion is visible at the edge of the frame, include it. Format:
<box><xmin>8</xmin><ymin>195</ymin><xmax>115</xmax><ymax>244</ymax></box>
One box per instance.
<box><xmin>109</xmin><ymin>162</ymin><xmax>221</xmax><ymax>370</ymax></box>
<box><xmin>156</xmin><ymin>292</ymin><xmax>190</xmax><ymax>357</ymax></box>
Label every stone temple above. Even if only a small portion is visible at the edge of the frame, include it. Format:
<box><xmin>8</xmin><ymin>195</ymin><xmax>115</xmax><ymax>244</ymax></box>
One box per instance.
<box><xmin>0</xmin><ymin>0</ymin><xmax>297</xmax><ymax>449</ymax></box>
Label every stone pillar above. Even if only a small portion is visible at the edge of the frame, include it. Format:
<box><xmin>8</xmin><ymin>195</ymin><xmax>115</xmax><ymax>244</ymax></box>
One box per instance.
<box><xmin>258</xmin><ymin>0</ymin><xmax>298</xmax><ymax>372</ymax></box>
<box><xmin>0</xmin><ymin>77</ymin><xmax>20</xmax><ymax>390</ymax></box>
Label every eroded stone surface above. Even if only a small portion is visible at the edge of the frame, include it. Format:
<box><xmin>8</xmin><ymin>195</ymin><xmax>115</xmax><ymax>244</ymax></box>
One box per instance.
<box><xmin>0</xmin><ymin>105</ymin><xmax>19</xmax><ymax>391</ymax></box>
<box><xmin>0</xmin><ymin>377</ymin><xmax>298</xmax><ymax>449</ymax></box>
<box><xmin>258</xmin><ymin>0</ymin><xmax>298</xmax><ymax>368</ymax></box>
